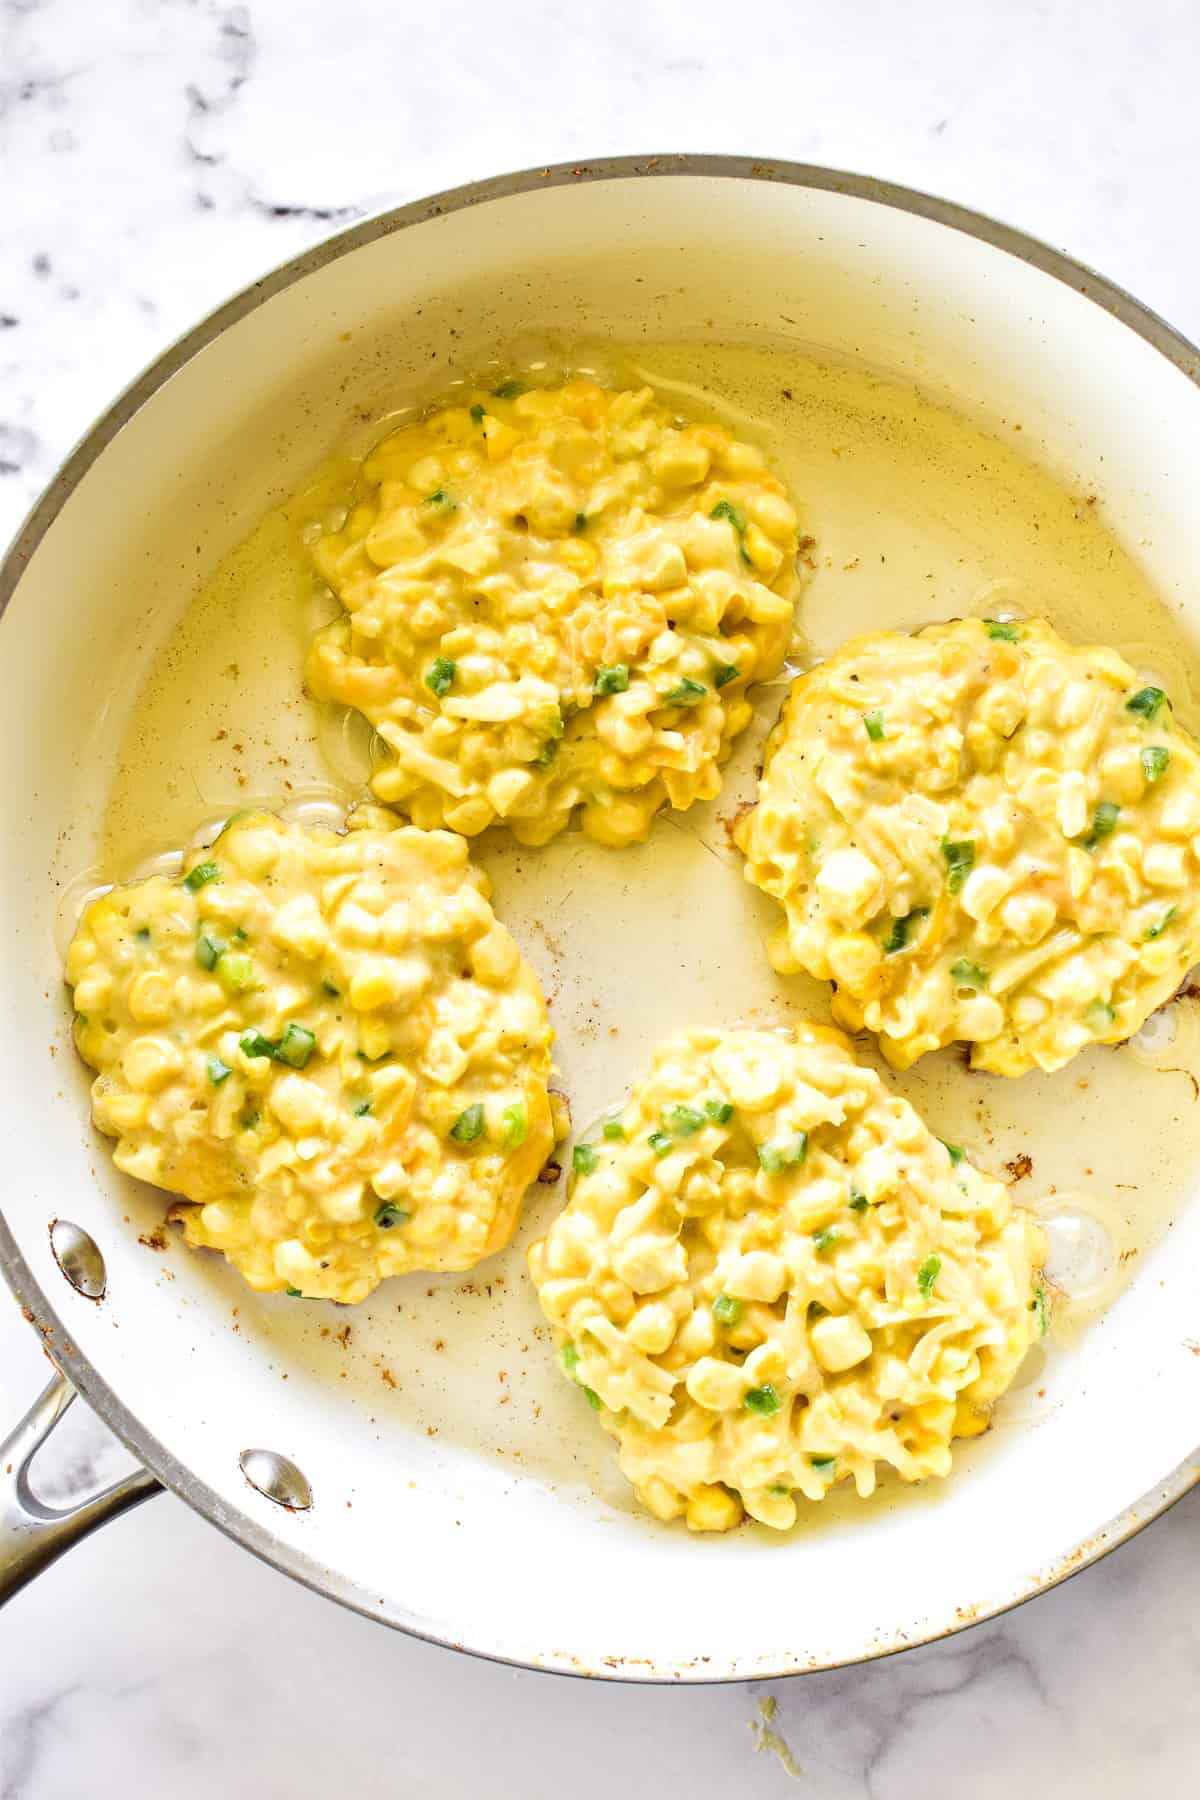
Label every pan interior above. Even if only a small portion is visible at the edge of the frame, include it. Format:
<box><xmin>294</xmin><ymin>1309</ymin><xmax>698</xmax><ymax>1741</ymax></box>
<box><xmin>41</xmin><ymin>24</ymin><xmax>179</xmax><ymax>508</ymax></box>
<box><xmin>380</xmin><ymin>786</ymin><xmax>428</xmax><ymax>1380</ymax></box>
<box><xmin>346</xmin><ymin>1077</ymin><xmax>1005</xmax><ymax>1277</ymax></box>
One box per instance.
<box><xmin>4</xmin><ymin>171</ymin><xmax>1199</xmax><ymax>1677</ymax></box>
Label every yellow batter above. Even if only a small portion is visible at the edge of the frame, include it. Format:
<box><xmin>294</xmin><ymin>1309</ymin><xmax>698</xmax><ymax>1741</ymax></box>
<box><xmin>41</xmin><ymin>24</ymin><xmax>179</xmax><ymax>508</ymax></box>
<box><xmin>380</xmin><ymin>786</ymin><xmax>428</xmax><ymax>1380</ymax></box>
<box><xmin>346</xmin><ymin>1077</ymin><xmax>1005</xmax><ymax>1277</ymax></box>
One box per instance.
<box><xmin>529</xmin><ymin>1025</ymin><xmax>1045</xmax><ymax>1531</ymax></box>
<box><xmin>737</xmin><ymin>618</ymin><xmax>1200</xmax><ymax>1075</ymax></box>
<box><xmin>305</xmin><ymin>377</ymin><xmax>801</xmax><ymax>846</ymax></box>
<box><xmin>65</xmin><ymin>807</ymin><xmax>556</xmax><ymax>1300</ymax></box>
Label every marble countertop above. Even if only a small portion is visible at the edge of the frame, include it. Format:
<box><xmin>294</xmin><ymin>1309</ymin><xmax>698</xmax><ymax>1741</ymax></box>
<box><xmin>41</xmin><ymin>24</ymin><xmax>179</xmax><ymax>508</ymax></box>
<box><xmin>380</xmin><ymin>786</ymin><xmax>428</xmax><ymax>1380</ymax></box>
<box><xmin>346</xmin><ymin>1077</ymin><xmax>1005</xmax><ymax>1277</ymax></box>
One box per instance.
<box><xmin>2</xmin><ymin>1</ymin><xmax>1198</xmax><ymax>1793</ymax></box>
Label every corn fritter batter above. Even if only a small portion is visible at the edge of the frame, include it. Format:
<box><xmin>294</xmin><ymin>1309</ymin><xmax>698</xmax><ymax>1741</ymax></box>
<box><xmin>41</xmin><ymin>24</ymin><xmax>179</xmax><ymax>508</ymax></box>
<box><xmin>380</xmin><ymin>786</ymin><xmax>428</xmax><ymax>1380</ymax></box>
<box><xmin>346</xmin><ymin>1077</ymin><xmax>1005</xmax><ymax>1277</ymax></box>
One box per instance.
<box><xmin>737</xmin><ymin>617</ymin><xmax>1200</xmax><ymax>1074</ymax></box>
<box><xmin>306</xmin><ymin>378</ymin><xmax>802</xmax><ymax>846</ymax></box>
<box><xmin>65</xmin><ymin>807</ymin><xmax>556</xmax><ymax>1300</ymax></box>
<box><xmin>529</xmin><ymin>1025</ymin><xmax>1045</xmax><ymax>1531</ymax></box>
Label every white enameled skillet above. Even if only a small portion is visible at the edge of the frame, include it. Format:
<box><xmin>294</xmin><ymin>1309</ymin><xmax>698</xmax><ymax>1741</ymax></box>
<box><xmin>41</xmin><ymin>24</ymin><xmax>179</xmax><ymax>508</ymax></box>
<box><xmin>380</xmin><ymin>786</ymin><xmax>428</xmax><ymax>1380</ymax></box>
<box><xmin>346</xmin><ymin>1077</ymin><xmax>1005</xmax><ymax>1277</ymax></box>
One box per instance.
<box><xmin>1</xmin><ymin>156</ymin><xmax>1196</xmax><ymax>1679</ymax></box>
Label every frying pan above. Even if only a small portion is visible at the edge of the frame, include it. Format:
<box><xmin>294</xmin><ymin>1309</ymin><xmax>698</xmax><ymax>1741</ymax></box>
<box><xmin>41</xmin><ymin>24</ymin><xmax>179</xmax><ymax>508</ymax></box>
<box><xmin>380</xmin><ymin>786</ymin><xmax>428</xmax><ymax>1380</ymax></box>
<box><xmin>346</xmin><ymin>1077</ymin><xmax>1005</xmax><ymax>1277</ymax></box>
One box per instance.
<box><xmin>1</xmin><ymin>156</ymin><xmax>1197</xmax><ymax>1680</ymax></box>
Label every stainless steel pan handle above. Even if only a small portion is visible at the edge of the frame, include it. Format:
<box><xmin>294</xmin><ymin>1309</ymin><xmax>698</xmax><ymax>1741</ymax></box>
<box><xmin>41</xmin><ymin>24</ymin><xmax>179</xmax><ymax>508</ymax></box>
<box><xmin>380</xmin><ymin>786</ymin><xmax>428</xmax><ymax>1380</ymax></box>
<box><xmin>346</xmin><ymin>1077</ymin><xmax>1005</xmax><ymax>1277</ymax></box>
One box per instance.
<box><xmin>0</xmin><ymin>1371</ymin><xmax>161</xmax><ymax>1604</ymax></box>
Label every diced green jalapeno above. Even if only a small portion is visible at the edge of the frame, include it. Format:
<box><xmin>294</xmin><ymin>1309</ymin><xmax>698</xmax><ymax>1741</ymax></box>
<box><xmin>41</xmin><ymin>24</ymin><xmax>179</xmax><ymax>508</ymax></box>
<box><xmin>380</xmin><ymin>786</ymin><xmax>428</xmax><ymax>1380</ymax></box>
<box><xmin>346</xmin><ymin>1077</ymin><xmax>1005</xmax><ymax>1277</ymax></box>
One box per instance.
<box><xmin>492</xmin><ymin>379</ymin><xmax>525</xmax><ymax>399</ymax></box>
<box><xmin>602</xmin><ymin>1118</ymin><xmax>626</xmax><ymax>1141</ymax></box>
<box><xmin>183</xmin><ymin>861</ymin><xmax>220</xmax><ymax>892</ymax></box>
<box><xmin>712</xmin><ymin>1293</ymin><xmax>743</xmax><ymax>1327</ymax></box>
<box><xmin>582</xmin><ymin>1386</ymin><xmax>603</xmax><ymax>1410</ymax></box>
<box><xmin>662</xmin><ymin>1102</ymin><xmax>706</xmax><ymax>1137</ymax></box>
<box><xmin>703</xmin><ymin>1098</ymin><xmax>734</xmax><ymax>1124</ymax></box>
<box><xmin>206</xmin><ymin>1055</ymin><xmax>232</xmax><ymax>1086</ymax></box>
<box><xmin>647</xmin><ymin>1130</ymin><xmax>673</xmax><ymax>1157</ymax></box>
<box><xmin>758</xmin><ymin>1132</ymin><xmax>808</xmax><ymax>1173</ymax></box>
<box><xmin>572</xmin><ymin>1143</ymin><xmax>598</xmax><ymax>1175</ymax></box>
<box><xmin>215</xmin><ymin>952</ymin><xmax>256</xmax><ymax>994</ymax></box>
<box><xmin>501</xmin><ymin>1101</ymin><xmax>528</xmax><ymax>1148</ymax></box>
<box><xmin>1084</xmin><ymin>802</ymin><xmax>1120</xmax><ymax>849</ymax></box>
<box><xmin>321</xmin><ymin>979</ymin><xmax>340</xmax><ymax>997</ymax></box>
<box><xmin>714</xmin><ymin>663</ymin><xmax>739</xmax><ymax>689</ymax></box>
<box><xmin>942</xmin><ymin>839</ymin><xmax>975</xmax><ymax>895</ymax></box>
<box><xmin>1084</xmin><ymin>999</ymin><xmax>1116</xmax><ymax>1031</ymax></box>
<box><xmin>1031</xmin><ymin>1281</ymin><xmax>1050</xmax><ymax>1337</ymax></box>
<box><xmin>275</xmin><ymin>1022</ymin><xmax>316</xmax><ymax>1069</ymax></box>
<box><xmin>1126</xmin><ymin>685</ymin><xmax>1168</xmax><ymax>720</ymax></box>
<box><xmin>450</xmin><ymin>1103</ymin><xmax>485</xmax><ymax>1143</ymax></box>
<box><xmin>849</xmin><ymin>1192</ymin><xmax>869</xmax><ymax>1212</ymax></box>
<box><xmin>810</xmin><ymin>1454</ymin><xmax>837</xmax><ymax>1473</ymax></box>
<box><xmin>353</xmin><ymin>1099</ymin><xmax>372</xmax><ymax>1116</ymax></box>
<box><xmin>469</xmin><ymin>403</ymin><xmax>485</xmax><ymax>424</ymax></box>
<box><xmin>239</xmin><ymin>1028</ymin><xmax>276</xmax><ymax>1061</ymax></box>
<box><xmin>239</xmin><ymin>1106</ymin><xmax>260</xmax><ymax>1131</ymax></box>
<box><xmin>593</xmin><ymin>665</ymin><xmax>630</xmax><ymax>697</ymax></box>
<box><xmin>426</xmin><ymin>657</ymin><xmax>456</xmax><ymax>699</ymax></box>
<box><xmin>744</xmin><ymin>1383</ymin><xmax>781</xmax><ymax>1416</ymax></box>
<box><xmin>812</xmin><ymin>1227</ymin><xmax>838</xmax><ymax>1252</ymax></box>
<box><xmin>950</xmin><ymin>958</ymin><xmax>988</xmax><ymax>988</ymax></box>
<box><xmin>768</xmin><ymin>1482</ymin><xmax>791</xmax><ymax>1497</ymax></box>
<box><xmin>863</xmin><ymin>710</ymin><xmax>885</xmax><ymax>742</ymax></box>
<box><xmin>285</xmin><ymin>1286</ymin><xmax>303</xmax><ymax>1297</ymax></box>
<box><xmin>985</xmin><ymin>619</ymin><xmax>1022</xmax><ymax>641</ymax></box>
<box><xmin>1141</xmin><ymin>745</ymin><xmax>1170</xmax><ymax>783</ymax></box>
<box><xmin>573</xmin><ymin>511</ymin><xmax>588</xmax><ymax>532</ymax></box>
<box><xmin>424</xmin><ymin>488</ymin><xmax>456</xmax><ymax>510</ymax></box>
<box><xmin>883</xmin><ymin>909</ymin><xmax>926</xmax><ymax>954</ymax></box>
<box><xmin>374</xmin><ymin>1202</ymin><xmax>410</xmax><ymax>1230</ymax></box>
<box><xmin>531</xmin><ymin>737</ymin><xmax>560</xmax><ymax>768</ymax></box>
<box><xmin>560</xmin><ymin>1343</ymin><xmax>581</xmax><ymax>1375</ymax></box>
<box><xmin>664</xmin><ymin>677</ymin><xmax>707</xmax><ymax>705</ymax></box>
<box><xmin>710</xmin><ymin>498</ymin><xmax>747</xmax><ymax>533</ymax></box>
<box><xmin>1145</xmin><ymin>905</ymin><xmax>1177</xmax><ymax>941</ymax></box>
<box><xmin>940</xmin><ymin>1141</ymin><xmax>965</xmax><ymax>1166</ymax></box>
<box><xmin>195</xmin><ymin>927</ymin><xmax>225</xmax><ymax>971</ymax></box>
<box><xmin>134</xmin><ymin>925</ymin><xmax>151</xmax><ymax>945</ymax></box>
<box><xmin>917</xmin><ymin>1254</ymin><xmax>942</xmax><ymax>1299</ymax></box>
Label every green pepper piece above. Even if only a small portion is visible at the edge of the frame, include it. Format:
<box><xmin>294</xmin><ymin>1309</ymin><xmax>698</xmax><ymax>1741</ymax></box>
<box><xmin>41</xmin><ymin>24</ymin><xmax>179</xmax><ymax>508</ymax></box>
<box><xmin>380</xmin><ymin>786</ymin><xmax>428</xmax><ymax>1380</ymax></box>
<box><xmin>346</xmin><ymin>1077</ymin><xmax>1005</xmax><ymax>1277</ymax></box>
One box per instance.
<box><xmin>941</xmin><ymin>839</ymin><xmax>976</xmax><ymax>895</ymax></box>
<box><xmin>215</xmin><ymin>952</ymin><xmax>256</xmax><ymax>994</ymax></box>
<box><xmin>183</xmin><ymin>860</ymin><xmax>220</xmax><ymax>892</ymax></box>
<box><xmin>1126</xmin><ymin>685</ymin><xmax>1168</xmax><ymax>720</ymax></box>
<box><xmin>664</xmin><ymin>677</ymin><xmax>707</xmax><ymax>706</ymax></box>
<box><xmin>274</xmin><ymin>1022</ymin><xmax>316</xmax><ymax>1069</ymax></box>
<box><xmin>744</xmin><ymin>1383</ymin><xmax>781</xmax><ymax>1416</ymax></box>
<box><xmin>501</xmin><ymin>1101</ymin><xmax>528</xmax><ymax>1148</ymax></box>
<box><xmin>450</xmin><ymin>1103</ymin><xmax>485</xmax><ymax>1143</ymax></box>
<box><xmin>426</xmin><ymin>657</ymin><xmax>456</xmax><ymax>699</ymax></box>
<box><xmin>1084</xmin><ymin>802</ymin><xmax>1120</xmax><ymax>849</ymax></box>
<box><xmin>883</xmin><ymin>909</ymin><xmax>926</xmax><ymax>954</ymax></box>
<box><xmin>374</xmin><ymin>1202</ymin><xmax>410</xmax><ymax>1230</ymax></box>
<box><xmin>661</xmin><ymin>1102</ymin><xmax>706</xmax><ymax>1137</ymax></box>
<box><xmin>758</xmin><ymin>1133</ymin><xmax>807</xmax><ymax>1172</ymax></box>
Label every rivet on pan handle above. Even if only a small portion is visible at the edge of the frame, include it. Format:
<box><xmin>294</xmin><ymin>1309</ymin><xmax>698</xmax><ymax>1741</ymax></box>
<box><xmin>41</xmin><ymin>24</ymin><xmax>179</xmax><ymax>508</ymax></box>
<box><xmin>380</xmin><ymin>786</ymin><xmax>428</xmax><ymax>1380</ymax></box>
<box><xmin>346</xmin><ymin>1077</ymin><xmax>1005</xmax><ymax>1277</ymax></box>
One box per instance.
<box><xmin>239</xmin><ymin>1448</ymin><xmax>313</xmax><ymax>1511</ymax></box>
<box><xmin>0</xmin><ymin>1372</ymin><xmax>162</xmax><ymax>1606</ymax></box>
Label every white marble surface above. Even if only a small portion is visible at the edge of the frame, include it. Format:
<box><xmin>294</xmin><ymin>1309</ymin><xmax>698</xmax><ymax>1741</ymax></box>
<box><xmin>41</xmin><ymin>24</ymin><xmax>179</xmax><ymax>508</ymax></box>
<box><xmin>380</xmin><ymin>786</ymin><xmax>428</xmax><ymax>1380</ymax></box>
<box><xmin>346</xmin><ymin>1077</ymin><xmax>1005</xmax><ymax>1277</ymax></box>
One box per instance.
<box><xmin>2</xmin><ymin>0</ymin><xmax>1199</xmax><ymax>1793</ymax></box>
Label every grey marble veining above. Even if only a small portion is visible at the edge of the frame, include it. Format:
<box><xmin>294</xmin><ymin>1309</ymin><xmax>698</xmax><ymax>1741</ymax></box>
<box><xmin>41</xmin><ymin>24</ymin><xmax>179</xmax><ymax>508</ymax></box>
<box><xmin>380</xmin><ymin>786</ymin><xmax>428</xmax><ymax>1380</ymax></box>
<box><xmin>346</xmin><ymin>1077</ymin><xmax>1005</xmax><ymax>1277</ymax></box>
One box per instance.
<box><xmin>2</xmin><ymin>1</ymin><xmax>1199</xmax><ymax>1794</ymax></box>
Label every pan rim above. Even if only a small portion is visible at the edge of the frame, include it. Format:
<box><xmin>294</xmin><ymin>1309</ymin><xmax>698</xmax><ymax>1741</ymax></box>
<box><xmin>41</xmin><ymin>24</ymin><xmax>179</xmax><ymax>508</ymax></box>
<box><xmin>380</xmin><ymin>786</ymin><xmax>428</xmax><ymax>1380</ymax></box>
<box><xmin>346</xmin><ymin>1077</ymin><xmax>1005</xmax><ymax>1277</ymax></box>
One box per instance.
<box><xmin>1</xmin><ymin>150</ymin><xmax>1197</xmax><ymax>1681</ymax></box>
